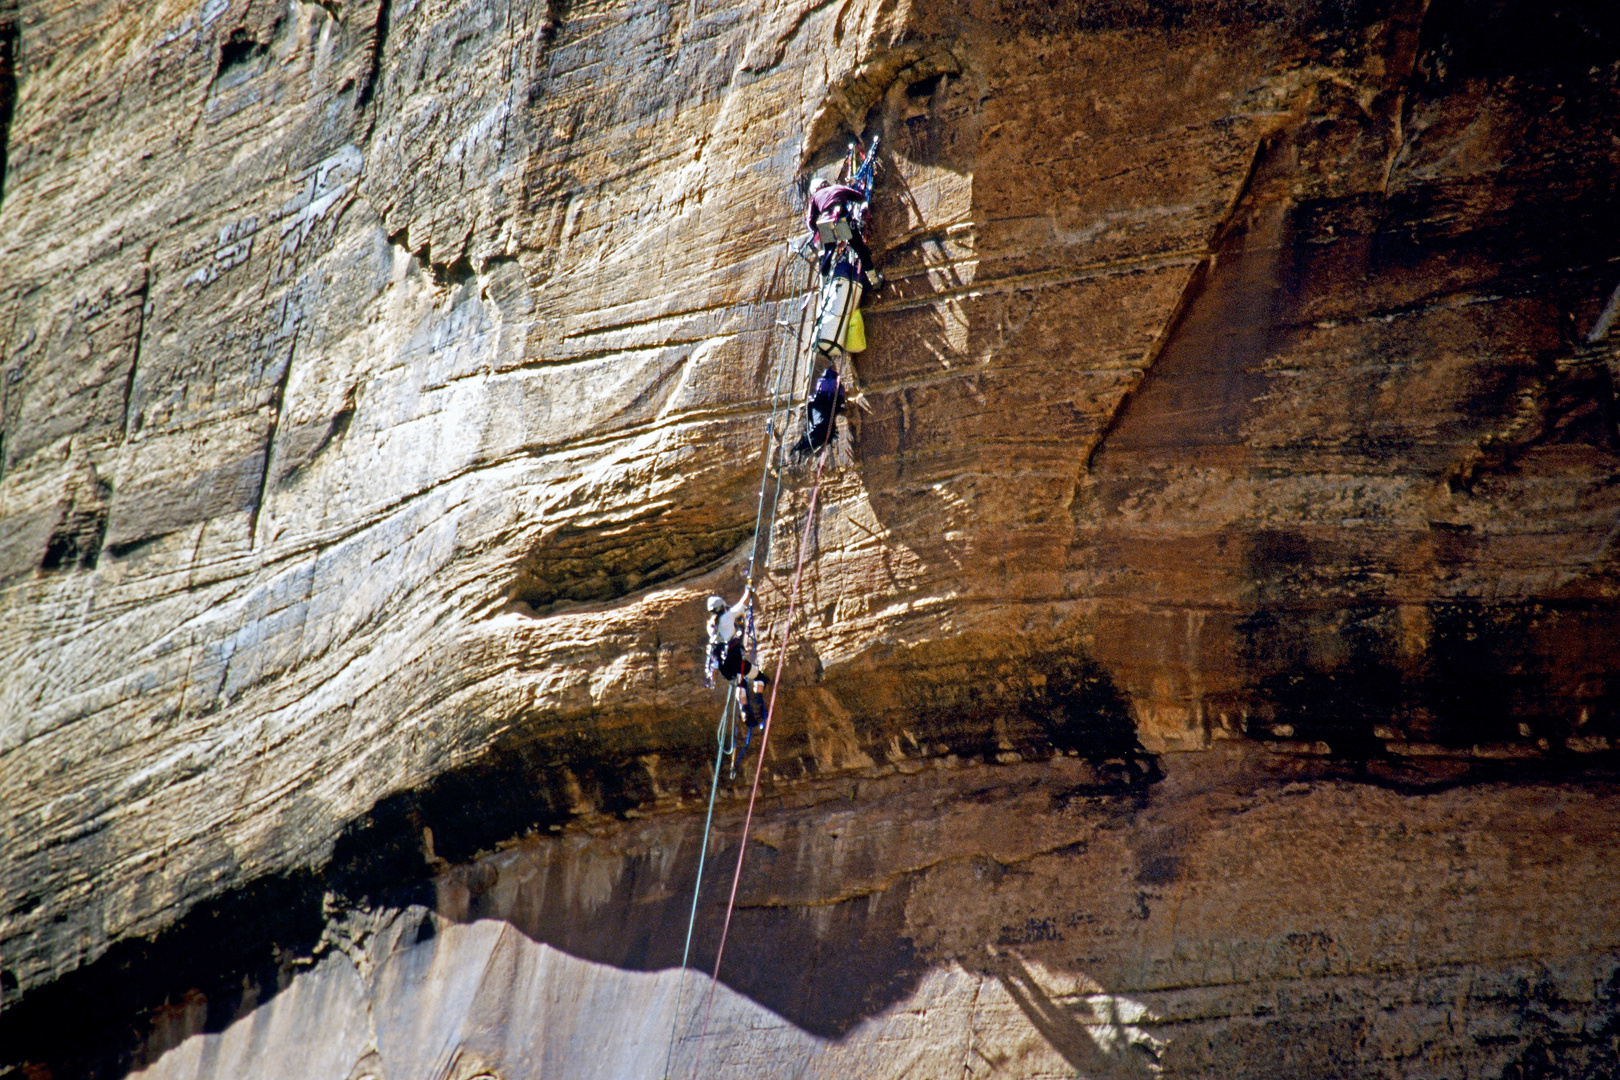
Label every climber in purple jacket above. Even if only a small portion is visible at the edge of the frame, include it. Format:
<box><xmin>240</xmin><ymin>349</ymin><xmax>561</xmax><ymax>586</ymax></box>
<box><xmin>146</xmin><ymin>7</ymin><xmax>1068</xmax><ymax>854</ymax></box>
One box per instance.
<box><xmin>806</xmin><ymin>177</ymin><xmax>880</xmax><ymax>289</ymax></box>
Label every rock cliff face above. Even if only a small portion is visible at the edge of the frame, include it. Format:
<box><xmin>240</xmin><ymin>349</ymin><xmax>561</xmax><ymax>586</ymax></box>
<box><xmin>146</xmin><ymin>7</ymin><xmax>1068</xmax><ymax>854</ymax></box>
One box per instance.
<box><xmin>2</xmin><ymin>0</ymin><xmax>1619</xmax><ymax>1076</ymax></box>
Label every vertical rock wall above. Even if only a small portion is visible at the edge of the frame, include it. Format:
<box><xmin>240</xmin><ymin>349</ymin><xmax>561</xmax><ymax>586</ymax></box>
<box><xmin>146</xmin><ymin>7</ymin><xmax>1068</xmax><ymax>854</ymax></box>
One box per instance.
<box><xmin>1</xmin><ymin>0</ymin><xmax>1618</xmax><ymax>1075</ymax></box>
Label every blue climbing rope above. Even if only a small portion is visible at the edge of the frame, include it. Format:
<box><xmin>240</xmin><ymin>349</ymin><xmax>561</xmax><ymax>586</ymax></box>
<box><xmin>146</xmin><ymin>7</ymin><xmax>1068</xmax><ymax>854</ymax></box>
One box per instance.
<box><xmin>661</xmin><ymin>242</ymin><xmax>816</xmax><ymax>1078</ymax></box>
<box><xmin>660</xmin><ymin>691</ymin><xmax>734</xmax><ymax>1080</ymax></box>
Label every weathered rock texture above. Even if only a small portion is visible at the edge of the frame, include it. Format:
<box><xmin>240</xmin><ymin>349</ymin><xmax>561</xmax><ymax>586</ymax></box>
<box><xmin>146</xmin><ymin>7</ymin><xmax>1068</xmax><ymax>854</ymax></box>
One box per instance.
<box><xmin>45</xmin><ymin>759</ymin><xmax>1620</xmax><ymax>1079</ymax></box>
<box><xmin>2</xmin><ymin>0</ymin><xmax>1619</xmax><ymax>1075</ymax></box>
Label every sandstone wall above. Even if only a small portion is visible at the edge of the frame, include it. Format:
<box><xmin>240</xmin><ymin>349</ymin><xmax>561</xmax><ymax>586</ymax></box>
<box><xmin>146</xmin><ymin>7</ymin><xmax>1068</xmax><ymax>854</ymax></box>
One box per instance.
<box><xmin>2</xmin><ymin>0</ymin><xmax>1618</xmax><ymax>1075</ymax></box>
<box><xmin>49</xmin><ymin>757</ymin><xmax>1620</xmax><ymax>1079</ymax></box>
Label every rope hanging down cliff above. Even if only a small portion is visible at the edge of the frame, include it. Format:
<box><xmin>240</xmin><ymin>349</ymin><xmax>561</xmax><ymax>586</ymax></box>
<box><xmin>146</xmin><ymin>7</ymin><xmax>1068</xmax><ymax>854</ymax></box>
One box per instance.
<box><xmin>672</xmin><ymin>137</ymin><xmax>882</xmax><ymax>1079</ymax></box>
<box><xmin>687</xmin><ymin>447</ymin><xmax>831</xmax><ymax>1080</ymax></box>
<box><xmin>694</xmin><ymin>133</ymin><xmax>880</xmax><ymax>786</ymax></box>
<box><xmin>659</xmin><ymin>692</ymin><xmax>732</xmax><ymax>1080</ymax></box>
<box><xmin>661</xmin><ymin>223</ymin><xmax>822</xmax><ymax>1080</ymax></box>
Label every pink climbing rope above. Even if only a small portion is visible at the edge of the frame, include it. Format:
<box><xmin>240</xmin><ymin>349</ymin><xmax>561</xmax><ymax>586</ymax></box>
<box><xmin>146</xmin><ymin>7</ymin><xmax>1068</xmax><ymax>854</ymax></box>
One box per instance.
<box><xmin>686</xmin><ymin>447</ymin><xmax>829</xmax><ymax>1078</ymax></box>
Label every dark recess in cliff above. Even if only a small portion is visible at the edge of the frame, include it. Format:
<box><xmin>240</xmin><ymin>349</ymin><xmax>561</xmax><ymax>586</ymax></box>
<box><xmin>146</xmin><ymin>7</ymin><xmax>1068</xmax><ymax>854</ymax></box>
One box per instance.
<box><xmin>1414</xmin><ymin>0</ymin><xmax>1620</xmax><ymax>85</ymax></box>
<box><xmin>0</xmin><ymin>4</ymin><xmax>17</xmax><ymax>209</ymax></box>
<box><xmin>1235</xmin><ymin>597</ymin><xmax>1620</xmax><ymax>767</ymax></box>
<box><xmin>40</xmin><ymin>475</ymin><xmax>112</xmax><ymax>572</ymax></box>
<box><xmin>896</xmin><ymin>634</ymin><xmax>1161</xmax><ymax>790</ymax></box>
<box><xmin>354</xmin><ymin>0</ymin><xmax>391</xmax><ymax>111</ymax></box>
<box><xmin>216</xmin><ymin>29</ymin><xmax>269</xmax><ymax>83</ymax></box>
<box><xmin>508</xmin><ymin>513</ymin><xmax>755</xmax><ymax>612</ymax></box>
<box><xmin>0</xmin><ymin>874</ymin><xmax>329</xmax><ymax>1080</ymax></box>
<box><xmin>987</xmin><ymin>0</ymin><xmax>1373</xmax><ymax>34</ymax></box>
<box><xmin>537</xmin><ymin>0</ymin><xmax>571</xmax><ymax>47</ymax></box>
<box><xmin>0</xmin><ymin>718</ymin><xmax>935</xmax><ymax>1073</ymax></box>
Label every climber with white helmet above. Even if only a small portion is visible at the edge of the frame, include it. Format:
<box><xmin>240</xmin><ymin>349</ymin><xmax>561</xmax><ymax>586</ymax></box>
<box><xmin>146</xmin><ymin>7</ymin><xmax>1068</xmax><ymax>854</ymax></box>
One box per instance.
<box><xmin>705</xmin><ymin>587</ymin><xmax>768</xmax><ymax>729</ymax></box>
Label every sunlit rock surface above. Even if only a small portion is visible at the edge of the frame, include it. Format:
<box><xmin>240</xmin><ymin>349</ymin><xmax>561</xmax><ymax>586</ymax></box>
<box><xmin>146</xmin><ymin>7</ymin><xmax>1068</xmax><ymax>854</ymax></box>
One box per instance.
<box><xmin>113</xmin><ymin>760</ymin><xmax>1620</xmax><ymax>1079</ymax></box>
<box><xmin>2</xmin><ymin>0</ymin><xmax>1619</xmax><ymax>1075</ymax></box>
<box><xmin>124</xmin><ymin>921</ymin><xmax>1165</xmax><ymax>1080</ymax></box>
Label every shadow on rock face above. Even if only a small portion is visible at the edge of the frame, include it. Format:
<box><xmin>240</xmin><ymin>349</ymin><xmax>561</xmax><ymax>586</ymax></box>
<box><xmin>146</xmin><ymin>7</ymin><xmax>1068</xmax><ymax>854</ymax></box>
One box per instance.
<box><xmin>1233</xmin><ymin>595</ymin><xmax>1620</xmax><ymax>773</ymax></box>
<box><xmin>1021</xmin><ymin>648</ymin><xmax>1156</xmax><ymax>766</ymax></box>
<box><xmin>507</xmin><ymin>509</ymin><xmax>756</xmax><ymax>614</ymax></box>
<box><xmin>471</xmin><ymin>847</ymin><xmax>930</xmax><ymax>1040</ymax></box>
<box><xmin>974</xmin><ymin>948</ymin><xmax>1165</xmax><ymax>1080</ymax></box>
<box><xmin>0</xmin><ymin>871</ymin><xmax>330</xmax><ymax>1080</ymax></box>
<box><xmin>892</xmin><ymin>632</ymin><xmax>1162</xmax><ymax>793</ymax></box>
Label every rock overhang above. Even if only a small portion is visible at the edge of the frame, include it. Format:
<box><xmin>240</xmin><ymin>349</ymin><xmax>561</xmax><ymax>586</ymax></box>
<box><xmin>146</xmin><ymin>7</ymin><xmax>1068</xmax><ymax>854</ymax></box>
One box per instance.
<box><xmin>1</xmin><ymin>0</ymin><xmax>1619</xmax><ymax>1073</ymax></box>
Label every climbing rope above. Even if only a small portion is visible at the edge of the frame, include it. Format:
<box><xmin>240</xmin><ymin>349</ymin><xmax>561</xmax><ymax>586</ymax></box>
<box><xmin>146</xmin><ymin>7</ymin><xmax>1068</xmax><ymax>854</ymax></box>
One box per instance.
<box><xmin>661</xmin><ymin>243</ymin><xmax>816</xmax><ymax>1077</ymax></box>
<box><xmin>659</xmin><ymin>691</ymin><xmax>732</xmax><ymax>1080</ymax></box>
<box><xmin>687</xmin><ymin>446</ymin><xmax>831</xmax><ymax>1079</ymax></box>
<box><xmin>667</xmin><ymin>142</ymin><xmax>877</xmax><ymax>1073</ymax></box>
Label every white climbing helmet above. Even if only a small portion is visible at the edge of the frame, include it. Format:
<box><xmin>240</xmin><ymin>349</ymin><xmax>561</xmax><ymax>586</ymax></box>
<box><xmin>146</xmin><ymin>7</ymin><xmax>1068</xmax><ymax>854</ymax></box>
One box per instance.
<box><xmin>707</xmin><ymin>595</ymin><xmax>727</xmax><ymax>614</ymax></box>
<box><xmin>809</xmin><ymin>176</ymin><xmax>831</xmax><ymax>195</ymax></box>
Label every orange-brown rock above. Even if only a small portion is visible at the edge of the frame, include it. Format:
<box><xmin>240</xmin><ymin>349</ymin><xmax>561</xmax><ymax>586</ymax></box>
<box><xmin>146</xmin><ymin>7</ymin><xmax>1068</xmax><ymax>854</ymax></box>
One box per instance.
<box><xmin>1</xmin><ymin>0</ymin><xmax>1618</xmax><ymax>1075</ymax></box>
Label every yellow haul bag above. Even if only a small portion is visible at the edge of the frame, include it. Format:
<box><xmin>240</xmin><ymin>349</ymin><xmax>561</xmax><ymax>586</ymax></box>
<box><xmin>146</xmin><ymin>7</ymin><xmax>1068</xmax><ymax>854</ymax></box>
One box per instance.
<box><xmin>845</xmin><ymin>306</ymin><xmax>866</xmax><ymax>353</ymax></box>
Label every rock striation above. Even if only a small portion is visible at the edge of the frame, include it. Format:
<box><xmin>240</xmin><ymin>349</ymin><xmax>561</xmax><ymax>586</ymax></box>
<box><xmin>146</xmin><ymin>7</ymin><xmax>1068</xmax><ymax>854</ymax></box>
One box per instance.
<box><xmin>1</xmin><ymin>0</ymin><xmax>1619</xmax><ymax>1076</ymax></box>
